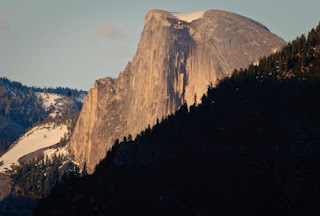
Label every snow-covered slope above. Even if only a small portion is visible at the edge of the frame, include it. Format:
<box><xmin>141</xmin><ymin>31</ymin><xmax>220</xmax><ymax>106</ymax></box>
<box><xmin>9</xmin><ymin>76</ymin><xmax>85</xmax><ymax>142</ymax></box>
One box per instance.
<box><xmin>0</xmin><ymin>123</ymin><xmax>68</xmax><ymax>173</ymax></box>
<box><xmin>44</xmin><ymin>146</ymin><xmax>69</xmax><ymax>160</ymax></box>
<box><xmin>36</xmin><ymin>92</ymin><xmax>77</xmax><ymax>118</ymax></box>
<box><xmin>37</xmin><ymin>93</ymin><xmax>63</xmax><ymax>110</ymax></box>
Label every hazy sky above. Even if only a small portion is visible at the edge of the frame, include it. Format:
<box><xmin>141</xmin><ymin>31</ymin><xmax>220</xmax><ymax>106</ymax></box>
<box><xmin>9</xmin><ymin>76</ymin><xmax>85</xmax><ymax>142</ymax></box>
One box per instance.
<box><xmin>0</xmin><ymin>0</ymin><xmax>319</xmax><ymax>90</ymax></box>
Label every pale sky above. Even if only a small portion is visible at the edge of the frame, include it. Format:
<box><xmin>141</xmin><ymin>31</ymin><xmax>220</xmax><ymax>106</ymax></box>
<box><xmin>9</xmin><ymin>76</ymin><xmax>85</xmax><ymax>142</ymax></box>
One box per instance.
<box><xmin>0</xmin><ymin>0</ymin><xmax>319</xmax><ymax>90</ymax></box>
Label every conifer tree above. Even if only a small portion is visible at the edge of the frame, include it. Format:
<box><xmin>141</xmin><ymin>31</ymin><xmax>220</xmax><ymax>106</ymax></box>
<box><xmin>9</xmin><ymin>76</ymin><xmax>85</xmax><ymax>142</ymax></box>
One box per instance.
<box><xmin>128</xmin><ymin>134</ymin><xmax>133</xmax><ymax>141</ymax></box>
<box><xmin>82</xmin><ymin>162</ymin><xmax>88</xmax><ymax>176</ymax></box>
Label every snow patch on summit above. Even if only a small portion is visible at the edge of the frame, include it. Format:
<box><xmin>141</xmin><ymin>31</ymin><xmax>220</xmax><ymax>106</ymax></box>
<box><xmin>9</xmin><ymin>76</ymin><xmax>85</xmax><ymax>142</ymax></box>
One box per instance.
<box><xmin>171</xmin><ymin>11</ymin><xmax>206</xmax><ymax>23</ymax></box>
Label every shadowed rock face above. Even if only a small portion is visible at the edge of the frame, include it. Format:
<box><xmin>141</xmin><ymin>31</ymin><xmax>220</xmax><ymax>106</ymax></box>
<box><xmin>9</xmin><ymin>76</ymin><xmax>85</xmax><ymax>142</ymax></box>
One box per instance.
<box><xmin>70</xmin><ymin>9</ymin><xmax>286</xmax><ymax>172</ymax></box>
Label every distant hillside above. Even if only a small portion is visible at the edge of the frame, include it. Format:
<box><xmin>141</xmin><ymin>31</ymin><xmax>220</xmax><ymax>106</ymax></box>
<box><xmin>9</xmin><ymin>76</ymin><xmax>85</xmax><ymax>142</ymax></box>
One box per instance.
<box><xmin>0</xmin><ymin>77</ymin><xmax>86</xmax><ymax>154</ymax></box>
<box><xmin>0</xmin><ymin>79</ymin><xmax>85</xmax><ymax>215</ymax></box>
<box><xmin>36</xmin><ymin>22</ymin><xmax>320</xmax><ymax>216</ymax></box>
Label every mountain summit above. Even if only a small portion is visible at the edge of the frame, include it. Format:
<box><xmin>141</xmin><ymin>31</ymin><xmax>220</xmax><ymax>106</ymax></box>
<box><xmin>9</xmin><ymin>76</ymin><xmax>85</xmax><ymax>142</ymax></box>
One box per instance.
<box><xmin>70</xmin><ymin>9</ymin><xmax>286</xmax><ymax>172</ymax></box>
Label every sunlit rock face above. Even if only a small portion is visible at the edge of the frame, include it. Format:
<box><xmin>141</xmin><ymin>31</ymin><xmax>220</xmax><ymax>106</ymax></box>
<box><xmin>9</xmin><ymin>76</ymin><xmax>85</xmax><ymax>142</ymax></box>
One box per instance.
<box><xmin>70</xmin><ymin>9</ymin><xmax>286</xmax><ymax>173</ymax></box>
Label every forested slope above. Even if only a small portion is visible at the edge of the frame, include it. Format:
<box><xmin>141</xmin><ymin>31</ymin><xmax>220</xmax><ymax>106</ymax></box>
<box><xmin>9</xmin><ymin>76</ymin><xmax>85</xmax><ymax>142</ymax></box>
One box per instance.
<box><xmin>0</xmin><ymin>77</ymin><xmax>86</xmax><ymax>154</ymax></box>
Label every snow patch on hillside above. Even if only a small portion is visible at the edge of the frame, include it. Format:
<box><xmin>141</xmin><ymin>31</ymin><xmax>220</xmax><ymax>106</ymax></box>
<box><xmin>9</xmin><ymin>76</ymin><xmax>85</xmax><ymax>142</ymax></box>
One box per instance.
<box><xmin>36</xmin><ymin>92</ymin><xmax>62</xmax><ymax>110</ymax></box>
<box><xmin>36</xmin><ymin>92</ymin><xmax>74</xmax><ymax>118</ymax></box>
<box><xmin>44</xmin><ymin>146</ymin><xmax>69</xmax><ymax>160</ymax></box>
<box><xmin>171</xmin><ymin>11</ymin><xmax>206</xmax><ymax>22</ymax></box>
<box><xmin>0</xmin><ymin>123</ymin><xmax>68</xmax><ymax>173</ymax></box>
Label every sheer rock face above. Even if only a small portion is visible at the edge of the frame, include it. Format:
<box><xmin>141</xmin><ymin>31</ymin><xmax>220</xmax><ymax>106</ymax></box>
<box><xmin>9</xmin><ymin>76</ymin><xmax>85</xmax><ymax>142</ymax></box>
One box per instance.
<box><xmin>70</xmin><ymin>9</ymin><xmax>286</xmax><ymax>172</ymax></box>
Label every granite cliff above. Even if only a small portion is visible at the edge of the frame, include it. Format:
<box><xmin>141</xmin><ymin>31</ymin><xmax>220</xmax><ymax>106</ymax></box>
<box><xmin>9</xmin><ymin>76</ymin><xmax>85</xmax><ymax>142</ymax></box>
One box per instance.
<box><xmin>70</xmin><ymin>9</ymin><xmax>286</xmax><ymax>172</ymax></box>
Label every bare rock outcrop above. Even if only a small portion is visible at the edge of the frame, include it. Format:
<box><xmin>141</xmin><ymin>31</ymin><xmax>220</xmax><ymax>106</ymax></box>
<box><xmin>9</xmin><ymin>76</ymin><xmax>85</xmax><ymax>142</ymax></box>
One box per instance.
<box><xmin>70</xmin><ymin>9</ymin><xmax>286</xmax><ymax>172</ymax></box>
